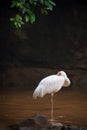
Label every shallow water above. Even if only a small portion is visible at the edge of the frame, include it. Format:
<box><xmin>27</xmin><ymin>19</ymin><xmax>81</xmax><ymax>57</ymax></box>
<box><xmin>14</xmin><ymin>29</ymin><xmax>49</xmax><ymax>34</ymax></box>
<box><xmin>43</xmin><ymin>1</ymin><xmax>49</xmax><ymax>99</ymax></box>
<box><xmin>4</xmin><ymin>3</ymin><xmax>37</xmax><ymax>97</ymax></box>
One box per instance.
<box><xmin>0</xmin><ymin>88</ymin><xmax>87</xmax><ymax>126</ymax></box>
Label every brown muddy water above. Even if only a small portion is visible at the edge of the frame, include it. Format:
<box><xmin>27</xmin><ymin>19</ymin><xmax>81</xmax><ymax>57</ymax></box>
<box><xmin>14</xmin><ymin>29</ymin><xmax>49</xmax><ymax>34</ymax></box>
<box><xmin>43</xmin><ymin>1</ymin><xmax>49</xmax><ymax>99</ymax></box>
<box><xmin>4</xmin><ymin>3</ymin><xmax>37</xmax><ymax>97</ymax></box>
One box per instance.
<box><xmin>0</xmin><ymin>88</ymin><xmax>87</xmax><ymax>129</ymax></box>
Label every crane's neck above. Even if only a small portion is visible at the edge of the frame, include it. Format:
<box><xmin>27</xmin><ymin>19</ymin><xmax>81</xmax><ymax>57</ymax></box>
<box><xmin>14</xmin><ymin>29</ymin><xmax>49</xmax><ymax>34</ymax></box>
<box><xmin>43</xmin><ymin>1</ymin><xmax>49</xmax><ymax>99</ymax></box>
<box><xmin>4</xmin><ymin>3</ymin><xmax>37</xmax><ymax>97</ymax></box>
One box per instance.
<box><xmin>56</xmin><ymin>74</ymin><xmax>70</xmax><ymax>87</ymax></box>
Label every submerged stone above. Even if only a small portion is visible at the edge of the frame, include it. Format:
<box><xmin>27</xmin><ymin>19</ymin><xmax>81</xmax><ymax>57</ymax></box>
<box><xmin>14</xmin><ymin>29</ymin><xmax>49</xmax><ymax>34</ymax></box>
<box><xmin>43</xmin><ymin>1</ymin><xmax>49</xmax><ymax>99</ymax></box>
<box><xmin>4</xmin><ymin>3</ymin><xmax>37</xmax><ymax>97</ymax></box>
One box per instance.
<box><xmin>9</xmin><ymin>115</ymin><xmax>87</xmax><ymax>130</ymax></box>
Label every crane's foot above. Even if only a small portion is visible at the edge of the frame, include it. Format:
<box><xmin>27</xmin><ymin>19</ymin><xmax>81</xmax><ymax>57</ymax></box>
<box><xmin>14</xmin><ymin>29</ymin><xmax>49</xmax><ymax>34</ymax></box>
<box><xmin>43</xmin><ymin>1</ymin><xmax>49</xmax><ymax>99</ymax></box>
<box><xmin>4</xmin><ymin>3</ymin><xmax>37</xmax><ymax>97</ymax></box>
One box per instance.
<box><xmin>49</xmin><ymin>119</ymin><xmax>58</xmax><ymax>125</ymax></box>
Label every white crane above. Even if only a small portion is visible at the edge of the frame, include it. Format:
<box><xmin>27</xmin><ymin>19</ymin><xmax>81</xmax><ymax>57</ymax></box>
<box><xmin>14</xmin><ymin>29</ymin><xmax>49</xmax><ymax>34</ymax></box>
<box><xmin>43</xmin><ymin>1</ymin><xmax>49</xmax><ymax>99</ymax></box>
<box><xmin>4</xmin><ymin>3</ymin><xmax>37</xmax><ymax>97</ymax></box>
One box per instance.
<box><xmin>33</xmin><ymin>71</ymin><xmax>71</xmax><ymax>122</ymax></box>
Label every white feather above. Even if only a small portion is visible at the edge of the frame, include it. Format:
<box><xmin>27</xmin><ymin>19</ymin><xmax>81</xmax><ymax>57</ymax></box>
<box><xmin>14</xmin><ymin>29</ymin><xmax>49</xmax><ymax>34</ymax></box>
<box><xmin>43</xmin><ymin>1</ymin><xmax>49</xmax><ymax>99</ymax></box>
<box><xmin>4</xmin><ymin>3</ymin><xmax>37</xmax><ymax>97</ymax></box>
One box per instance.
<box><xmin>33</xmin><ymin>71</ymin><xmax>71</xmax><ymax>99</ymax></box>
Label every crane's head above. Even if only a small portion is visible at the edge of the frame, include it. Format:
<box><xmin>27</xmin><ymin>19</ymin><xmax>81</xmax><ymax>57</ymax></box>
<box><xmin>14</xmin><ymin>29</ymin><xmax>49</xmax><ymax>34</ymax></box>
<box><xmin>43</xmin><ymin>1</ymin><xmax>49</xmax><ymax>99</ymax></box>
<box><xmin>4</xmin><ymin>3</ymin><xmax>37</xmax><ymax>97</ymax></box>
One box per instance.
<box><xmin>57</xmin><ymin>71</ymin><xmax>71</xmax><ymax>87</ymax></box>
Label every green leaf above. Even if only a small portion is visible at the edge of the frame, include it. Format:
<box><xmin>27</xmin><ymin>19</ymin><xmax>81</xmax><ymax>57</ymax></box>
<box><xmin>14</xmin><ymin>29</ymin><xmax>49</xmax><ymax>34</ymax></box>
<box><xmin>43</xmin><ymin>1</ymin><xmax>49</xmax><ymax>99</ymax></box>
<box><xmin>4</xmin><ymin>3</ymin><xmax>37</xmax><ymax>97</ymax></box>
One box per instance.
<box><xmin>40</xmin><ymin>0</ymin><xmax>44</xmax><ymax>4</ymax></box>
<box><xmin>29</xmin><ymin>0</ymin><xmax>33</xmax><ymax>4</ymax></box>
<box><xmin>10</xmin><ymin>18</ymin><xmax>15</xmax><ymax>22</ymax></box>
<box><xmin>10</xmin><ymin>14</ymin><xmax>24</xmax><ymax>28</ymax></box>
<box><xmin>22</xmin><ymin>7</ymin><xmax>27</xmax><ymax>14</ymax></box>
<box><xmin>17</xmin><ymin>23</ymin><xmax>22</xmax><ymax>28</ymax></box>
<box><xmin>48</xmin><ymin>0</ymin><xmax>56</xmax><ymax>6</ymax></box>
<box><xmin>24</xmin><ymin>15</ymin><xmax>30</xmax><ymax>22</ymax></box>
<box><xmin>10</xmin><ymin>0</ymin><xmax>56</xmax><ymax>28</ymax></box>
<box><xmin>45</xmin><ymin>5</ymin><xmax>53</xmax><ymax>11</ymax></box>
<box><xmin>30</xmin><ymin>13</ymin><xmax>35</xmax><ymax>24</ymax></box>
<box><xmin>19</xmin><ymin>20</ymin><xmax>24</xmax><ymax>25</ymax></box>
<box><xmin>11</xmin><ymin>0</ymin><xmax>16</xmax><ymax>8</ymax></box>
<box><xmin>41</xmin><ymin>8</ymin><xmax>48</xmax><ymax>14</ymax></box>
<box><xmin>15</xmin><ymin>14</ymin><xmax>22</xmax><ymax>21</ymax></box>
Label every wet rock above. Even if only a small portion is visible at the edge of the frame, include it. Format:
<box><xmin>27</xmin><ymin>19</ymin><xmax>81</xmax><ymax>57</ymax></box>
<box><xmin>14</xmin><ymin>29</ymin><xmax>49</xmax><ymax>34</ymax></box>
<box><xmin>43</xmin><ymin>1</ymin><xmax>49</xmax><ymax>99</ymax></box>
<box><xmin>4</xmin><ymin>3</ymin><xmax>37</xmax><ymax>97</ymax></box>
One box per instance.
<box><xmin>9</xmin><ymin>115</ymin><xmax>87</xmax><ymax>130</ymax></box>
<box><xmin>51</xmin><ymin>122</ymin><xmax>63</xmax><ymax>130</ymax></box>
<box><xmin>61</xmin><ymin>125</ymin><xmax>77</xmax><ymax>130</ymax></box>
<box><xmin>32</xmin><ymin>114</ymin><xmax>51</xmax><ymax>128</ymax></box>
<box><xmin>10</xmin><ymin>114</ymin><xmax>52</xmax><ymax>130</ymax></box>
<box><xmin>61</xmin><ymin>125</ymin><xmax>87</xmax><ymax>130</ymax></box>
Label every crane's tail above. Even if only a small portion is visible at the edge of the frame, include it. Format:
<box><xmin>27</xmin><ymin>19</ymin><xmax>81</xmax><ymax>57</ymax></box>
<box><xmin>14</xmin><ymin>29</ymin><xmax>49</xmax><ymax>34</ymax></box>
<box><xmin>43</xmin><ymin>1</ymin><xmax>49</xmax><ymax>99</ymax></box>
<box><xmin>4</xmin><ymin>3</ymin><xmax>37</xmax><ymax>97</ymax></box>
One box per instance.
<box><xmin>33</xmin><ymin>85</ymin><xmax>44</xmax><ymax>99</ymax></box>
<box><xmin>33</xmin><ymin>89</ymin><xmax>38</xmax><ymax>99</ymax></box>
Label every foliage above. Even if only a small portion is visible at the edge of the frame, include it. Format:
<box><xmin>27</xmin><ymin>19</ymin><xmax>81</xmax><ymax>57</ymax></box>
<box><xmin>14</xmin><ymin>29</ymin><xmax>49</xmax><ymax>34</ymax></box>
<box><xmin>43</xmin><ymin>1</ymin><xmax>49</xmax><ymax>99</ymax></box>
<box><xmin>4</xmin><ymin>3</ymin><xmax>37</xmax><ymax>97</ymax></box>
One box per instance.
<box><xmin>10</xmin><ymin>0</ymin><xmax>56</xmax><ymax>28</ymax></box>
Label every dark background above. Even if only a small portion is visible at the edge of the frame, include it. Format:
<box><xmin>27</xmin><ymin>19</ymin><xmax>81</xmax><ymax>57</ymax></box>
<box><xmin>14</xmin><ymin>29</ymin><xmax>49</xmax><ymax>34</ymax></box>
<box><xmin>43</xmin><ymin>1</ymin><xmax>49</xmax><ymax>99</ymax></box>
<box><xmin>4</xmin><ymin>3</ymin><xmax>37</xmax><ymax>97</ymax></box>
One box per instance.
<box><xmin>0</xmin><ymin>0</ymin><xmax>87</xmax><ymax>90</ymax></box>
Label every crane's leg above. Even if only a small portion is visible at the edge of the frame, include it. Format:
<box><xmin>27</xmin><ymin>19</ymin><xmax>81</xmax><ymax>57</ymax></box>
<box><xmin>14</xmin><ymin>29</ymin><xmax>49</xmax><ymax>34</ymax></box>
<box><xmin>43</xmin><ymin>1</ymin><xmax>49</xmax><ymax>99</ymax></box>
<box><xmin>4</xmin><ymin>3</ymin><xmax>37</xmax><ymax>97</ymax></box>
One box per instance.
<box><xmin>51</xmin><ymin>93</ymin><xmax>54</xmax><ymax>122</ymax></box>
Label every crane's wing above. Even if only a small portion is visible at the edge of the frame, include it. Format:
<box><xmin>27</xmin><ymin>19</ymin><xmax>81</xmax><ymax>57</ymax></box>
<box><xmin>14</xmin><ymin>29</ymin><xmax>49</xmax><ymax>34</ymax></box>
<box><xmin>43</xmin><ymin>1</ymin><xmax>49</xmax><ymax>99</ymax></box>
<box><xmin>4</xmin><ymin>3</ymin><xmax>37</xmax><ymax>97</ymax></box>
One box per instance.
<box><xmin>33</xmin><ymin>84</ymin><xmax>44</xmax><ymax>99</ymax></box>
<box><xmin>33</xmin><ymin>75</ymin><xmax>65</xmax><ymax>98</ymax></box>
